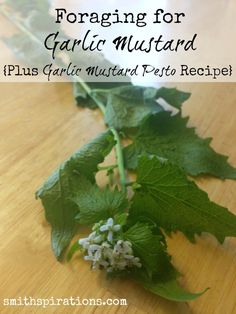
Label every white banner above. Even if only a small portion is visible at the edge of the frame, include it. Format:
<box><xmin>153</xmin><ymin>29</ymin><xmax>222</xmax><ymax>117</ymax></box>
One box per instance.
<box><xmin>0</xmin><ymin>0</ymin><xmax>235</xmax><ymax>82</ymax></box>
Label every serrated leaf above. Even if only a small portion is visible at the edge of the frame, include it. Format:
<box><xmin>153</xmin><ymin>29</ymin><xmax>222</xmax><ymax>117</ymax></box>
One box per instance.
<box><xmin>156</xmin><ymin>87</ymin><xmax>191</xmax><ymax>109</ymax></box>
<box><xmin>73</xmin><ymin>81</ymin><xmax>126</xmax><ymax>109</ymax></box>
<box><xmin>73</xmin><ymin>82</ymin><xmax>98</xmax><ymax>109</ymax></box>
<box><xmin>103</xmin><ymin>86</ymin><xmax>163</xmax><ymax>130</ymax></box>
<box><xmin>103</xmin><ymin>86</ymin><xmax>189</xmax><ymax>129</ymax></box>
<box><xmin>75</xmin><ymin>186</ymin><xmax>128</xmax><ymax>225</ymax></box>
<box><xmin>74</xmin><ymin>81</ymin><xmax>131</xmax><ymax>109</ymax></box>
<box><xmin>142</xmin><ymin>279</ymin><xmax>207</xmax><ymax>302</ymax></box>
<box><xmin>124</xmin><ymin>223</ymin><xmax>205</xmax><ymax>301</ymax></box>
<box><xmin>124</xmin><ymin>112</ymin><xmax>236</xmax><ymax>179</ymax></box>
<box><xmin>129</xmin><ymin>155</ymin><xmax>236</xmax><ymax>242</ymax></box>
<box><xmin>124</xmin><ymin>223</ymin><xmax>177</xmax><ymax>280</ymax></box>
<box><xmin>36</xmin><ymin>130</ymin><xmax>115</xmax><ymax>259</ymax></box>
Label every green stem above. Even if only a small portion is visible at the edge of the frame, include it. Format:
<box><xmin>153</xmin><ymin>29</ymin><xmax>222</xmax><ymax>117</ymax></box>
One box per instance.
<box><xmin>0</xmin><ymin>7</ymin><xmax>105</xmax><ymax>111</ymax></box>
<box><xmin>1</xmin><ymin>4</ymin><xmax>126</xmax><ymax>192</ymax></box>
<box><xmin>77</xmin><ymin>81</ymin><xmax>126</xmax><ymax>192</ymax></box>
<box><xmin>110</xmin><ymin>128</ymin><xmax>127</xmax><ymax>193</ymax></box>
<box><xmin>76</xmin><ymin>78</ymin><xmax>106</xmax><ymax>115</ymax></box>
<box><xmin>76</xmin><ymin>80</ymin><xmax>126</xmax><ymax>192</ymax></box>
<box><xmin>0</xmin><ymin>6</ymin><xmax>42</xmax><ymax>45</ymax></box>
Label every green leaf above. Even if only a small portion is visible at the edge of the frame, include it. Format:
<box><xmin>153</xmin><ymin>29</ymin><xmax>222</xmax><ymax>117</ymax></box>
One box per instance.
<box><xmin>73</xmin><ymin>81</ymin><xmax>131</xmax><ymax>109</ymax></box>
<box><xmin>156</xmin><ymin>87</ymin><xmax>191</xmax><ymax>109</ymax></box>
<box><xmin>36</xmin><ymin>130</ymin><xmax>115</xmax><ymax>259</ymax></box>
<box><xmin>103</xmin><ymin>86</ymin><xmax>189</xmax><ymax>128</ymax></box>
<box><xmin>129</xmin><ymin>155</ymin><xmax>236</xmax><ymax>242</ymax></box>
<box><xmin>141</xmin><ymin>279</ymin><xmax>208</xmax><ymax>302</ymax></box>
<box><xmin>114</xmin><ymin>213</ymin><xmax>128</xmax><ymax>226</ymax></box>
<box><xmin>73</xmin><ymin>82</ymin><xmax>98</xmax><ymax>109</ymax></box>
<box><xmin>75</xmin><ymin>186</ymin><xmax>128</xmax><ymax>225</ymax></box>
<box><xmin>103</xmin><ymin>86</ymin><xmax>163</xmax><ymax>130</ymax></box>
<box><xmin>124</xmin><ymin>223</ymin><xmax>205</xmax><ymax>302</ymax></box>
<box><xmin>124</xmin><ymin>223</ymin><xmax>177</xmax><ymax>280</ymax></box>
<box><xmin>124</xmin><ymin>112</ymin><xmax>236</xmax><ymax>179</ymax></box>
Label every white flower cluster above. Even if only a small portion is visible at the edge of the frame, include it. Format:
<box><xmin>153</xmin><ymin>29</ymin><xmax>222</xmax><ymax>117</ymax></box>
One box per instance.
<box><xmin>79</xmin><ymin>218</ymin><xmax>142</xmax><ymax>273</ymax></box>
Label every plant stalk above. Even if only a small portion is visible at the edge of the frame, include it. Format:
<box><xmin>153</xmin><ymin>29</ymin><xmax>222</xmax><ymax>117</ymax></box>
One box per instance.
<box><xmin>75</xmin><ymin>78</ymin><xmax>126</xmax><ymax>191</ymax></box>
<box><xmin>0</xmin><ymin>5</ymin><xmax>42</xmax><ymax>45</ymax></box>
<box><xmin>110</xmin><ymin>128</ymin><xmax>127</xmax><ymax>193</ymax></box>
<box><xmin>76</xmin><ymin>79</ymin><xmax>106</xmax><ymax>115</ymax></box>
<box><xmin>0</xmin><ymin>4</ymin><xmax>126</xmax><ymax>192</ymax></box>
<box><xmin>78</xmin><ymin>81</ymin><xmax>127</xmax><ymax>192</ymax></box>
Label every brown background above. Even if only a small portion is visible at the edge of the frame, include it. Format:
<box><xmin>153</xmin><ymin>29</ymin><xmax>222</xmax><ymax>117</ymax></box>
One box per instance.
<box><xmin>0</xmin><ymin>82</ymin><xmax>236</xmax><ymax>314</ymax></box>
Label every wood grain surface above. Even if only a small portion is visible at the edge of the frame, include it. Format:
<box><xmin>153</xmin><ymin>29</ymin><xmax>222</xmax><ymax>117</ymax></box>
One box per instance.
<box><xmin>0</xmin><ymin>82</ymin><xmax>236</xmax><ymax>314</ymax></box>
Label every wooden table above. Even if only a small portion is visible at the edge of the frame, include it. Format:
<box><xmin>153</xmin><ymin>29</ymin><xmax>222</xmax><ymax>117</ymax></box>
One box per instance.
<box><xmin>0</xmin><ymin>82</ymin><xmax>236</xmax><ymax>314</ymax></box>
